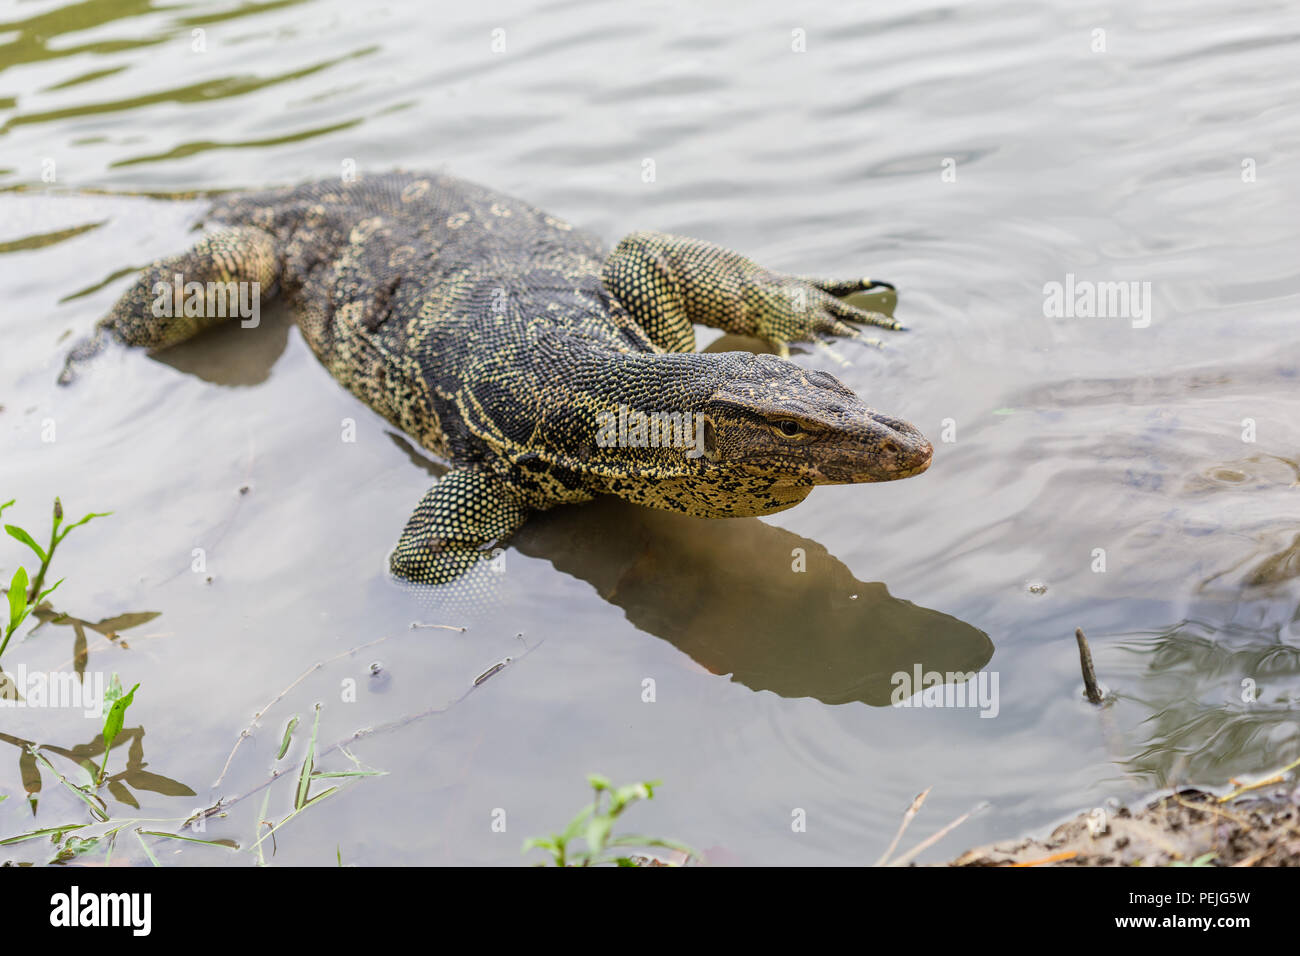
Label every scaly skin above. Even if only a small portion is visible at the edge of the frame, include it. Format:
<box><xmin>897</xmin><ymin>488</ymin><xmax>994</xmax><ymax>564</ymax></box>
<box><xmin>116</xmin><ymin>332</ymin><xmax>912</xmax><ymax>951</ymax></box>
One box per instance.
<box><xmin>63</xmin><ymin>172</ymin><xmax>933</xmax><ymax>585</ymax></box>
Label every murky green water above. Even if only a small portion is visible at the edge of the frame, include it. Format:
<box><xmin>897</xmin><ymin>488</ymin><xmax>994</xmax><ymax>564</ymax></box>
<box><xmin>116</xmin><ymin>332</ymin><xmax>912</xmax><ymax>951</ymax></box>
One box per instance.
<box><xmin>2</xmin><ymin>0</ymin><xmax>1298</xmax><ymax>865</ymax></box>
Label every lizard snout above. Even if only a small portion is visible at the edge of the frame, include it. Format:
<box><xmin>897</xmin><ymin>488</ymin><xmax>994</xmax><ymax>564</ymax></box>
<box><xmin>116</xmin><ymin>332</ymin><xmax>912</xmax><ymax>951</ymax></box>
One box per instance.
<box><xmin>817</xmin><ymin>413</ymin><xmax>932</xmax><ymax>483</ymax></box>
<box><xmin>865</xmin><ymin>414</ymin><xmax>932</xmax><ymax>480</ymax></box>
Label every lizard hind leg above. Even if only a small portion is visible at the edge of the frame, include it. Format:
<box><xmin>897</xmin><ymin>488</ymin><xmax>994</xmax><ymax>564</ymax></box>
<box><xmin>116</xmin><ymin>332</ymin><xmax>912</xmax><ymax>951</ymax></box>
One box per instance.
<box><xmin>59</xmin><ymin>225</ymin><xmax>281</xmax><ymax>384</ymax></box>
<box><xmin>390</xmin><ymin>470</ymin><xmax>530</xmax><ymax>596</ymax></box>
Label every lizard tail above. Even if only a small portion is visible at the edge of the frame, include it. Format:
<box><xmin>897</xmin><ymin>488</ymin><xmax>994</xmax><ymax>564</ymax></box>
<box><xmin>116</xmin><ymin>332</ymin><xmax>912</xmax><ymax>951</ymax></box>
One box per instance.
<box><xmin>58</xmin><ymin>325</ymin><xmax>114</xmax><ymax>385</ymax></box>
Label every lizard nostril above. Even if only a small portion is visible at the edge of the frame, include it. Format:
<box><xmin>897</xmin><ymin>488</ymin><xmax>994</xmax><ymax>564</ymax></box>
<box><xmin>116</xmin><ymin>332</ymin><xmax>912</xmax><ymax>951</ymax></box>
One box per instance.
<box><xmin>882</xmin><ymin>441</ymin><xmax>899</xmax><ymax>455</ymax></box>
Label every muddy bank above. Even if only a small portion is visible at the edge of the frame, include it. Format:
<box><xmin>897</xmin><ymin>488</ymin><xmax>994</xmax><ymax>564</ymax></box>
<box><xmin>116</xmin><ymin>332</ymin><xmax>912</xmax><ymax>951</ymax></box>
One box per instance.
<box><xmin>941</xmin><ymin>632</ymin><xmax>1300</xmax><ymax>867</ymax></box>
<box><xmin>949</xmin><ymin>782</ymin><xmax>1300</xmax><ymax>867</ymax></box>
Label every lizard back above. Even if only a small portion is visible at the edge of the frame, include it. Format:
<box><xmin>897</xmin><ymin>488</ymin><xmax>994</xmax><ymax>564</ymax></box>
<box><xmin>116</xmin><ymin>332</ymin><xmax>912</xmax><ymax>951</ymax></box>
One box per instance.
<box><xmin>206</xmin><ymin>171</ymin><xmax>654</xmax><ymax>464</ymax></box>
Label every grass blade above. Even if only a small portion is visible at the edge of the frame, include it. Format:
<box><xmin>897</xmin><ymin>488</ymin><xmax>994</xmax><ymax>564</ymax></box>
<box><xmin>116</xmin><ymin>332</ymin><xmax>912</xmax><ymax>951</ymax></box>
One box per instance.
<box><xmin>276</xmin><ymin>715</ymin><xmax>299</xmax><ymax>761</ymax></box>
<box><xmin>0</xmin><ymin>823</ymin><xmax>88</xmax><ymax>846</ymax></box>
<box><xmin>134</xmin><ymin>829</ymin><xmax>160</xmax><ymax>866</ymax></box>
<box><xmin>310</xmin><ymin>769</ymin><xmax>387</xmax><ymax>779</ymax></box>
<box><xmin>29</xmin><ymin>748</ymin><xmax>108</xmax><ymax>822</ymax></box>
<box><xmin>138</xmin><ymin>830</ymin><xmax>239</xmax><ymax>850</ymax></box>
<box><xmin>295</xmin><ymin>706</ymin><xmax>321</xmax><ymax>810</ymax></box>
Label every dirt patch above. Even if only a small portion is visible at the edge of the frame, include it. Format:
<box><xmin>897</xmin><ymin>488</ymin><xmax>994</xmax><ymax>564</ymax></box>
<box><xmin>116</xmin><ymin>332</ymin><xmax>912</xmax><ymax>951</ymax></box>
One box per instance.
<box><xmin>950</xmin><ymin>785</ymin><xmax>1300</xmax><ymax>866</ymax></box>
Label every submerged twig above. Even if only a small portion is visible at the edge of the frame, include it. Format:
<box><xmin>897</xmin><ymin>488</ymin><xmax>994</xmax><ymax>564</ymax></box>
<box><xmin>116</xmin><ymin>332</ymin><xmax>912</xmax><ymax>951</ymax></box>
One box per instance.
<box><xmin>875</xmin><ymin>787</ymin><xmax>930</xmax><ymax>867</ymax></box>
<box><xmin>213</xmin><ymin>637</ymin><xmax>543</xmax><ymax>818</ymax></box>
<box><xmin>213</xmin><ymin>633</ymin><xmax>407</xmax><ymax>787</ymax></box>
<box><xmin>886</xmin><ymin>802</ymin><xmax>986</xmax><ymax>867</ymax></box>
<box><xmin>1217</xmin><ymin>754</ymin><xmax>1300</xmax><ymax>804</ymax></box>
<box><xmin>1075</xmin><ymin>628</ymin><xmax>1104</xmax><ymax>704</ymax></box>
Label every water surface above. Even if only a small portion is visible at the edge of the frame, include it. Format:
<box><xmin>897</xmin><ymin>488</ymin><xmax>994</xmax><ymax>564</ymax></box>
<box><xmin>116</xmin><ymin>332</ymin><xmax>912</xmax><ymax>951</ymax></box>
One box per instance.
<box><xmin>1</xmin><ymin>0</ymin><xmax>1298</xmax><ymax>865</ymax></box>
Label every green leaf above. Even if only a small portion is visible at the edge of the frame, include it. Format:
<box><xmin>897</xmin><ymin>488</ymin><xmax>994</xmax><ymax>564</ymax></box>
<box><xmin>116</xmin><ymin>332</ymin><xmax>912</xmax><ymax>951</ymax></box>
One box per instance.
<box><xmin>98</xmin><ymin>681</ymin><xmax>139</xmax><ymax>784</ymax></box>
<box><xmin>521</xmin><ymin>836</ymin><xmax>563</xmax><ymax>865</ymax></box>
<box><xmin>5</xmin><ymin>525</ymin><xmax>46</xmax><ymax>563</ymax></box>
<box><xmin>56</xmin><ymin>510</ymin><xmax>112</xmax><ymax>543</ymax></box>
<box><xmin>101</xmin><ymin>682</ymin><xmax>139</xmax><ymax>752</ymax></box>
<box><xmin>277</xmin><ymin>715</ymin><xmax>299</xmax><ymax>760</ymax></box>
<box><xmin>559</xmin><ymin>804</ymin><xmax>594</xmax><ymax>844</ymax></box>
<box><xmin>134</xmin><ymin>830</ymin><xmax>161</xmax><ymax>867</ymax></box>
<box><xmin>295</xmin><ymin>706</ymin><xmax>322</xmax><ymax>810</ymax></box>
<box><xmin>585</xmin><ymin>815</ymin><xmax>614</xmax><ymax>857</ymax></box>
<box><xmin>52</xmin><ymin>835</ymin><xmax>102</xmax><ymax>862</ymax></box>
<box><xmin>614</xmin><ymin>781</ymin><xmax>656</xmax><ymax>804</ymax></box>
<box><xmin>137</xmin><ymin>830</ymin><xmax>239</xmax><ymax>850</ymax></box>
<box><xmin>35</xmin><ymin>578</ymin><xmax>63</xmax><ymax>606</ymax></box>
<box><xmin>310</xmin><ymin>769</ymin><xmax>386</xmax><ymax>779</ymax></box>
<box><xmin>0</xmin><ymin>500</ymin><xmax>14</xmax><ymax>518</ymax></box>
<box><xmin>605</xmin><ymin>834</ymin><xmax>698</xmax><ymax>858</ymax></box>
<box><xmin>0</xmin><ymin>823</ymin><xmax>88</xmax><ymax>846</ymax></box>
<box><xmin>586</xmin><ymin>772</ymin><xmax>612</xmax><ymax>791</ymax></box>
<box><xmin>304</xmin><ymin>786</ymin><xmax>338</xmax><ymax>808</ymax></box>
<box><xmin>103</xmin><ymin>673</ymin><xmax>124</xmax><ymax>708</ymax></box>
<box><xmin>7</xmin><ymin>567</ymin><xmax>29</xmax><ymax>631</ymax></box>
<box><xmin>522</xmin><ymin>836</ymin><xmax>560</xmax><ymax>854</ymax></box>
<box><xmin>608</xmin><ymin>781</ymin><xmax>656</xmax><ymax>815</ymax></box>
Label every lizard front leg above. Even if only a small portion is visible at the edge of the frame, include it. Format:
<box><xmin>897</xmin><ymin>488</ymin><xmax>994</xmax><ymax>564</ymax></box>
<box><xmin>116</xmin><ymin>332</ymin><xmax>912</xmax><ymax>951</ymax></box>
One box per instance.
<box><xmin>601</xmin><ymin>230</ymin><xmax>902</xmax><ymax>357</ymax></box>
<box><xmin>390</xmin><ymin>470</ymin><xmax>530</xmax><ymax>587</ymax></box>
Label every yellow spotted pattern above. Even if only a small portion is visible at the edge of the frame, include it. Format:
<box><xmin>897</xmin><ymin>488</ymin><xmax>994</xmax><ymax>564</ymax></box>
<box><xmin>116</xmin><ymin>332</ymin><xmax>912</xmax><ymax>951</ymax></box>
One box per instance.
<box><xmin>69</xmin><ymin>172</ymin><xmax>922</xmax><ymax>590</ymax></box>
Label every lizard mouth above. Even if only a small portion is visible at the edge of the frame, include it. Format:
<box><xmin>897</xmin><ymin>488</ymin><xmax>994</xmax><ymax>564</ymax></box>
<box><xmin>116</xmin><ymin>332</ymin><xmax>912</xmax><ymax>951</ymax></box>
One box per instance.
<box><xmin>811</xmin><ymin>434</ymin><xmax>933</xmax><ymax>483</ymax></box>
<box><xmin>884</xmin><ymin>452</ymin><xmax>932</xmax><ymax>480</ymax></box>
<box><xmin>886</xmin><ymin>438</ymin><xmax>933</xmax><ymax>479</ymax></box>
<box><xmin>729</xmin><ymin>442</ymin><xmax>932</xmax><ymax>485</ymax></box>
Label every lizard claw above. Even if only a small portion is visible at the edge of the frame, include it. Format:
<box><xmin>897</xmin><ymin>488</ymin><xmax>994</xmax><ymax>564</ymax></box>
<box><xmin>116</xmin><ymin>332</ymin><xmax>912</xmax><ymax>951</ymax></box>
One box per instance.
<box><xmin>745</xmin><ymin>272</ymin><xmax>903</xmax><ymax>353</ymax></box>
<box><xmin>800</xmin><ymin>276</ymin><xmax>896</xmax><ymax>296</ymax></box>
<box><xmin>824</xmin><ymin>295</ymin><xmax>904</xmax><ymax>331</ymax></box>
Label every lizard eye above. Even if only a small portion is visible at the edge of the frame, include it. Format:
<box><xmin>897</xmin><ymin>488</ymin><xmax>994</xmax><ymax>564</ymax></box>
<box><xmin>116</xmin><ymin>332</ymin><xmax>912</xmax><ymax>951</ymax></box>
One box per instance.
<box><xmin>771</xmin><ymin>419</ymin><xmax>804</xmax><ymax>439</ymax></box>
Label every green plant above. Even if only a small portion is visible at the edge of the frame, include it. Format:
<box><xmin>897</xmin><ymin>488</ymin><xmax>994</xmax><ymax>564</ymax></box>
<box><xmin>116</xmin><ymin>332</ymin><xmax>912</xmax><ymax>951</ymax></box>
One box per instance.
<box><xmin>99</xmin><ymin>676</ymin><xmax>140</xmax><ymax>784</ymax></box>
<box><xmin>2</xmin><ymin>566</ymin><xmax>61</xmax><ymax>665</ymax></box>
<box><xmin>1</xmin><ymin>700</ymin><xmax>384</xmax><ymax>866</ymax></box>
<box><xmin>523</xmin><ymin>774</ymin><xmax>696</xmax><ymax>866</ymax></box>
<box><xmin>5</xmin><ymin>497</ymin><xmax>110</xmax><ymax>600</ymax></box>
<box><xmin>248</xmin><ymin>704</ymin><xmax>386</xmax><ymax>860</ymax></box>
<box><xmin>1</xmin><ymin>497</ymin><xmax>108</xmax><ymax>664</ymax></box>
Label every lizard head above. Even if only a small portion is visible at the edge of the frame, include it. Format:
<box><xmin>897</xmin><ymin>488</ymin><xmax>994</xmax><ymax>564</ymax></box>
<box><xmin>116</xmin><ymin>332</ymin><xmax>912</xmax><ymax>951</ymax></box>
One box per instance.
<box><xmin>696</xmin><ymin>352</ymin><xmax>933</xmax><ymax>485</ymax></box>
<box><xmin>573</xmin><ymin>350</ymin><xmax>931</xmax><ymax>519</ymax></box>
